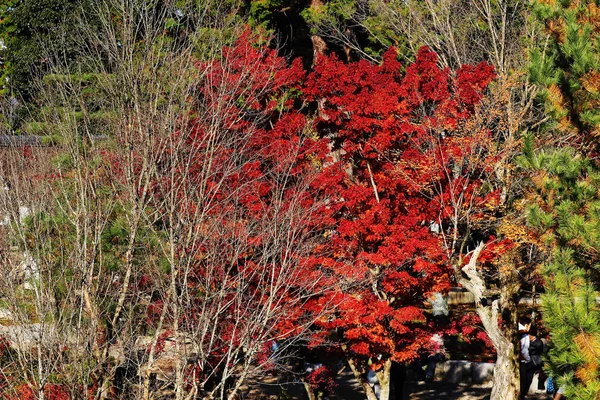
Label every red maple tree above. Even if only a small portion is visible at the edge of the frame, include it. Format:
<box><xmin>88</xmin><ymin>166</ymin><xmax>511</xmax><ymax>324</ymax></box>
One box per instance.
<box><xmin>303</xmin><ymin>47</ymin><xmax>496</xmax><ymax>399</ymax></box>
<box><xmin>1</xmin><ymin>32</ymin><xmax>501</xmax><ymax>400</ymax></box>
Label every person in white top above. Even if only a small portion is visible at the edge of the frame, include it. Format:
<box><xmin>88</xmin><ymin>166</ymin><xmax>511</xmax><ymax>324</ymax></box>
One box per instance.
<box><xmin>518</xmin><ymin>316</ymin><xmax>532</xmax><ymax>400</ymax></box>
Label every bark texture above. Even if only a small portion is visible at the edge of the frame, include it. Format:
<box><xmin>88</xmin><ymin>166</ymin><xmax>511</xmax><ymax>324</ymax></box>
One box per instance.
<box><xmin>458</xmin><ymin>243</ymin><xmax>520</xmax><ymax>400</ymax></box>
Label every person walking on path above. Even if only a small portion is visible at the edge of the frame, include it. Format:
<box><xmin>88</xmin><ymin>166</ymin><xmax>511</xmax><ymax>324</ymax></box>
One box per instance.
<box><xmin>527</xmin><ymin>326</ymin><xmax>544</xmax><ymax>392</ymax></box>
<box><xmin>519</xmin><ymin>316</ymin><xmax>533</xmax><ymax>400</ymax></box>
<box><xmin>518</xmin><ymin>317</ymin><xmax>545</xmax><ymax>399</ymax></box>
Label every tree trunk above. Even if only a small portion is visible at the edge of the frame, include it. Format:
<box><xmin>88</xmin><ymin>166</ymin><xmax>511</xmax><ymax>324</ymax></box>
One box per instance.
<box><xmin>458</xmin><ymin>243</ymin><xmax>520</xmax><ymax>400</ymax></box>
<box><xmin>375</xmin><ymin>359</ymin><xmax>392</xmax><ymax>400</ymax></box>
<box><xmin>301</xmin><ymin>379</ymin><xmax>317</xmax><ymax>400</ymax></box>
<box><xmin>309</xmin><ymin>0</ymin><xmax>327</xmax><ymax>65</ymax></box>
<box><xmin>490</xmin><ymin>336</ymin><xmax>520</xmax><ymax>400</ymax></box>
<box><xmin>310</xmin><ymin>35</ymin><xmax>327</xmax><ymax>63</ymax></box>
<box><xmin>345</xmin><ymin>356</ymin><xmax>379</xmax><ymax>400</ymax></box>
<box><xmin>476</xmin><ymin>301</ymin><xmax>519</xmax><ymax>400</ymax></box>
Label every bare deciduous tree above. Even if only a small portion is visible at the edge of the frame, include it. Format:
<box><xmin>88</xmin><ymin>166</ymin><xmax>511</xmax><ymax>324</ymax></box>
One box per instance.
<box><xmin>0</xmin><ymin>1</ymin><xmax>338</xmax><ymax>399</ymax></box>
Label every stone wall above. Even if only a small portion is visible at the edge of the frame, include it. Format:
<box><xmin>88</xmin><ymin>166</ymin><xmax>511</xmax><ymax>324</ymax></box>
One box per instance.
<box><xmin>433</xmin><ymin>360</ymin><xmax>494</xmax><ymax>386</ymax></box>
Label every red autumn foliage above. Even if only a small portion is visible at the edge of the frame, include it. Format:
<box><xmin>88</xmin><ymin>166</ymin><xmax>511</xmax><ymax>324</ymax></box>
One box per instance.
<box><xmin>303</xmin><ymin>47</ymin><xmax>496</xmax><ymax>371</ymax></box>
<box><xmin>92</xmin><ymin>30</ymin><xmax>499</xmax><ymax>392</ymax></box>
<box><xmin>444</xmin><ymin>312</ymin><xmax>497</xmax><ymax>361</ymax></box>
<box><xmin>7</xmin><ymin>383</ymin><xmax>71</xmax><ymax>400</ymax></box>
<box><xmin>305</xmin><ymin>365</ymin><xmax>337</xmax><ymax>393</ymax></box>
<box><xmin>144</xmin><ymin>29</ymin><xmax>335</xmax><ymax>386</ymax></box>
<box><xmin>450</xmin><ymin>313</ymin><xmax>494</xmax><ymax>346</ymax></box>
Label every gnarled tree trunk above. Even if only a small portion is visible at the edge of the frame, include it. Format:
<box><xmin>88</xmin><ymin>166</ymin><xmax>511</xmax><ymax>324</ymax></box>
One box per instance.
<box><xmin>458</xmin><ymin>243</ymin><xmax>520</xmax><ymax>400</ymax></box>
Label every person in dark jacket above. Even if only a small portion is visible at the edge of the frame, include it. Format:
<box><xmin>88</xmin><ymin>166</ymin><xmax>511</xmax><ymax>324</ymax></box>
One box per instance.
<box><xmin>528</xmin><ymin>326</ymin><xmax>544</xmax><ymax>385</ymax></box>
<box><xmin>520</xmin><ymin>321</ymin><xmax>544</xmax><ymax>399</ymax></box>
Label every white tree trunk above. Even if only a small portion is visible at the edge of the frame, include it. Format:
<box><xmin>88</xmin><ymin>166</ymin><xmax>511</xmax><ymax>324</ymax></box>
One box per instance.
<box><xmin>458</xmin><ymin>243</ymin><xmax>520</xmax><ymax>400</ymax></box>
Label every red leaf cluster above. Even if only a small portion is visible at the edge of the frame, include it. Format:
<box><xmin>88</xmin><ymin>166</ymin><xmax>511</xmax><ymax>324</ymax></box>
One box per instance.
<box><xmin>144</xmin><ymin>30</ymin><xmax>335</xmax><ymax>381</ymax></box>
<box><xmin>304</xmin><ymin>47</ymin><xmax>495</xmax><ymax>367</ymax></box>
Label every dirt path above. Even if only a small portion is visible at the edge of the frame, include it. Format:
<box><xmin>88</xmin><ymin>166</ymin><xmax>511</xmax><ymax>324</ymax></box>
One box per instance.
<box><xmin>406</xmin><ymin>381</ymin><xmax>552</xmax><ymax>400</ymax></box>
<box><xmin>244</xmin><ymin>374</ymin><xmax>554</xmax><ymax>400</ymax></box>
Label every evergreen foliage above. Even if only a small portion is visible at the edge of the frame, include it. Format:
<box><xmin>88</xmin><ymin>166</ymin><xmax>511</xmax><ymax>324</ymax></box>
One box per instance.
<box><xmin>527</xmin><ymin>0</ymin><xmax>600</xmax><ymax>396</ymax></box>
<box><xmin>523</xmin><ymin>141</ymin><xmax>600</xmax><ymax>398</ymax></box>
<box><xmin>530</xmin><ymin>0</ymin><xmax>600</xmax><ymax>149</ymax></box>
<box><xmin>0</xmin><ymin>0</ymin><xmax>94</xmax><ymax>99</ymax></box>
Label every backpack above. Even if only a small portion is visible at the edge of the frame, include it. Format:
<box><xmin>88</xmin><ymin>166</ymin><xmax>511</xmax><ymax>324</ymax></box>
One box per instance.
<box><xmin>529</xmin><ymin>337</ymin><xmax>544</xmax><ymax>368</ymax></box>
<box><xmin>546</xmin><ymin>376</ymin><xmax>554</xmax><ymax>393</ymax></box>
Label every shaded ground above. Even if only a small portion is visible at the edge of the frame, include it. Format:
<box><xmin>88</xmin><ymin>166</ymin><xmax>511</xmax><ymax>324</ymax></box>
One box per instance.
<box><xmin>245</xmin><ymin>371</ymin><xmax>554</xmax><ymax>400</ymax></box>
<box><xmin>407</xmin><ymin>381</ymin><xmax>552</xmax><ymax>400</ymax></box>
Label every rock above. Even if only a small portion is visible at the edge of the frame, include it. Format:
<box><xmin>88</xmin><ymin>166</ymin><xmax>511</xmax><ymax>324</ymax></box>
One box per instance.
<box><xmin>0</xmin><ymin>323</ymin><xmax>43</xmax><ymax>349</ymax></box>
<box><xmin>471</xmin><ymin>362</ymin><xmax>495</xmax><ymax>384</ymax></box>
<box><xmin>435</xmin><ymin>360</ymin><xmax>472</xmax><ymax>384</ymax></box>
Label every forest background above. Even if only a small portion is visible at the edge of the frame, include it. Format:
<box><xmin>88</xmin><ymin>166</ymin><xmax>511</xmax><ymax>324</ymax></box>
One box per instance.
<box><xmin>0</xmin><ymin>0</ymin><xmax>598</xmax><ymax>399</ymax></box>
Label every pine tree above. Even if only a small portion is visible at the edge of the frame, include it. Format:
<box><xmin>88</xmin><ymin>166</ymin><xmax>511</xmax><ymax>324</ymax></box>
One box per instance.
<box><xmin>522</xmin><ymin>141</ymin><xmax>600</xmax><ymax>399</ymax></box>
<box><xmin>527</xmin><ymin>0</ymin><xmax>600</xmax><ymax>397</ymax></box>
<box><xmin>530</xmin><ymin>0</ymin><xmax>600</xmax><ymax>151</ymax></box>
